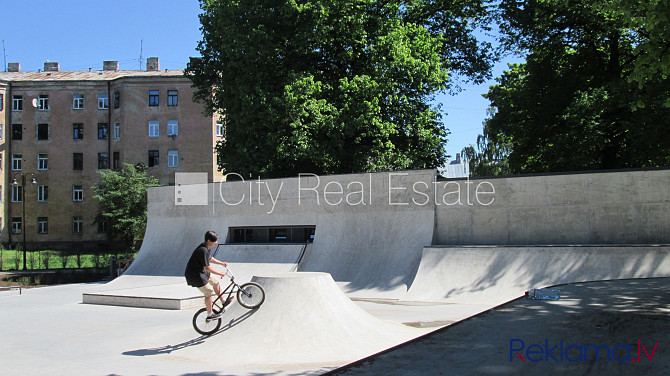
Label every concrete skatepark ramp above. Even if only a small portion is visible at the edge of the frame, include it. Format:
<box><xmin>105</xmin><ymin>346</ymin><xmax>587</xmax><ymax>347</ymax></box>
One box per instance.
<box><xmin>404</xmin><ymin>245</ymin><xmax>670</xmax><ymax>304</ymax></box>
<box><xmin>77</xmin><ymin>168</ymin><xmax>670</xmax><ymax>374</ymax></box>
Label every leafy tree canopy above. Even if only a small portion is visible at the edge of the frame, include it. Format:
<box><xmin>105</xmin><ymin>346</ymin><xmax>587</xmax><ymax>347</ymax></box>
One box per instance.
<box><xmin>471</xmin><ymin>0</ymin><xmax>670</xmax><ymax>174</ymax></box>
<box><xmin>186</xmin><ymin>0</ymin><xmax>495</xmax><ymax>178</ymax></box>
<box><xmin>93</xmin><ymin>163</ymin><xmax>159</xmax><ymax>250</ymax></box>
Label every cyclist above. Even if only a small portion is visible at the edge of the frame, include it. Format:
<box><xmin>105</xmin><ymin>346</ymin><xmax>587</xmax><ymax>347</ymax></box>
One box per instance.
<box><xmin>185</xmin><ymin>230</ymin><xmax>228</xmax><ymax>320</ymax></box>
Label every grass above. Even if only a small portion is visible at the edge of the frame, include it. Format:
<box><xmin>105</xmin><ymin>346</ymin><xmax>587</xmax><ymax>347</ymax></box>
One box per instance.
<box><xmin>0</xmin><ymin>249</ymin><xmax>137</xmax><ymax>271</ymax></box>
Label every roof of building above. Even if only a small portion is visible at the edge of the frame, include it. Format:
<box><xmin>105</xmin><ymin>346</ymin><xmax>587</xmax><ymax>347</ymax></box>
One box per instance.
<box><xmin>0</xmin><ymin>69</ymin><xmax>187</xmax><ymax>83</ymax></box>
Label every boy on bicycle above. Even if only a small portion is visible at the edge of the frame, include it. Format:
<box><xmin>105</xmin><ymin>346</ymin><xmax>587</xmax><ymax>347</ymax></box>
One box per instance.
<box><xmin>185</xmin><ymin>230</ymin><xmax>228</xmax><ymax>320</ymax></box>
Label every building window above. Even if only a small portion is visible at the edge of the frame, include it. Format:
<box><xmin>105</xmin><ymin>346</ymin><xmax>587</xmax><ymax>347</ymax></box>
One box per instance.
<box><xmin>216</xmin><ymin>121</ymin><xmax>225</xmax><ymax>137</ymax></box>
<box><xmin>12</xmin><ymin>96</ymin><xmax>22</xmax><ymax>111</ymax></box>
<box><xmin>168</xmin><ymin>150</ymin><xmax>179</xmax><ymax>167</ymax></box>
<box><xmin>0</xmin><ymin>93</ymin><xmax>3</xmax><ymax>111</ymax></box>
<box><xmin>12</xmin><ymin>124</ymin><xmax>22</xmax><ymax>140</ymax></box>
<box><xmin>167</xmin><ymin>120</ymin><xmax>178</xmax><ymax>136</ymax></box>
<box><xmin>11</xmin><ymin>218</ymin><xmax>22</xmax><ymax>234</ymax></box>
<box><xmin>73</xmin><ymin>185</ymin><xmax>84</xmax><ymax>201</ymax></box>
<box><xmin>73</xmin><ymin>94</ymin><xmax>84</xmax><ymax>109</ymax></box>
<box><xmin>0</xmin><ymin>124</ymin><xmax>3</xmax><ymax>140</ymax></box>
<box><xmin>37</xmin><ymin>185</ymin><xmax>48</xmax><ymax>202</ymax></box>
<box><xmin>113</xmin><ymin>152</ymin><xmax>120</xmax><ymax>170</ymax></box>
<box><xmin>114</xmin><ymin>92</ymin><xmax>120</xmax><ymax>109</ymax></box>
<box><xmin>113</xmin><ymin>122</ymin><xmax>120</xmax><ymax>139</ymax></box>
<box><xmin>98</xmin><ymin>153</ymin><xmax>109</xmax><ymax>169</ymax></box>
<box><xmin>98</xmin><ymin>123</ymin><xmax>108</xmax><ymax>139</ymax></box>
<box><xmin>98</xmin><ymin>219</ymin><xmax>108</xmax><ymax>234</ymax></box>
<box><xmin>37</xmin><ymin>123</ymin><xmax>49</xmax><ymax>141</ymax></box>
<box><xmin>11</xmin><ymin>185</ymin><xmax>22</xmax><ymax>202</ymax></box>
<box><xmin>167</xmin><ymin>90</ymin><xmax>178</xmax><ymax>106</ymax></box>
<box><xmin>38</xmin><ymin>94</ymin><xmax>49</xmax><ymax>110</ymax></box>
<box><xmin>148</xmin><ymin>120</ymin><xmax>159</xmax><ymax>137</ymax></box>
<box><xmin>73</xmin><ymin>153</ymin><xmax>83</xmax><ymax>170</ymax></box>
<box><xmin>37</xmin><ymin>217</ymin><xmax>48</xmax><ymax>234</ymax></box>
<box><xmin>73</xmin><ymin>123</ymin><xmax>84</xmax><ymax>140</ymax></box>
<box><xmin>98</xmin><ymin>94</ymin><xmax>109</xmax><ymax>109</ymax></box>
<box><xmin>73</xmin><ymin>216</ymin><xmax>83</xmax><ymax>234</ymax></box>
<box><xmin>149</xmin><ymin>90</ymin><xmax>159</xmax><ymax>106</ymax></box>
<box><xmin>148</xmin><ymin>150</ymin><xmax>159</xmax><ymax>167</ymax></box>
<box><xmin>37</xmin><ymin>153</ymin><xmax>49</xmax><ymax>170</ymax></box>
<box><xmin>12</xmin><ymin>154</ymin><xmax>22</xmax><ymax>170</ymax></box>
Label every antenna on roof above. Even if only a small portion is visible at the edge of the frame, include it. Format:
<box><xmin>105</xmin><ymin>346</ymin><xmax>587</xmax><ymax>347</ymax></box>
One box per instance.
<box><xmin>138</xmin><ymin>39</ymin><xmax>144</xmax><ymax>70</ymax></box>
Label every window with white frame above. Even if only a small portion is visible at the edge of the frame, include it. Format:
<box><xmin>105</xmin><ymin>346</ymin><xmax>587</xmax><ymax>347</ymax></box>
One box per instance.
<box><xmin>11</xmin><ymin>185</ymin><xmax>22</xmax><ymax>202</ymax></box>
<box><xmin>38</xmin><ymin>185</ymin><xmax>48</xmax><ymax>202</ymax></box>
<box><xmin>37</xmin><ymin>217</ymin><xmax>48</xmax><ymax>234</ymax></box>
<box><xmin>98</xmin><ymin>94</ymin><xmax>109</xmax><ymax>109</ymax></box>
<box><xmin>0</xmin><ymin>124</ymin><xmax>3</xmax><ymax>140</ymax></box>
<box><xmin>113</xmin><ymin>123</ymin><xmax>120</xmax><ymax>139</ymax></box>
<box><xmin>216</xmin><ymin>121</ymin><xmax>224</xmax><ymax>137</ymax></box>
<box><xmin>37</xmin><ymin>153</ymin><xmax>48</xmax><ymax>170</ymax></box>
<box><xmin>12</xmin><ymin>96</ymin><xmax>22</xmax><ymax>111</ymax></box>
<box><xmin>167</xmin><ymin>120</ymin><xmax>178</xmax><ymax>136</ymax></box>
<box><xmin>73</xmin><ymin>216</ymin><xmax>83</xmax><ymax>234</ymax></box>
<box><xmin>73</xmin><ymin>94</ymin><xmax>84</xmax><ymax>109</ymax></box>
<box><xmin>148</xmin><ymin>120</ymin><xmax>159</xmax><ymax>137</ymax></box>
<box><xmin>12</xmin><ymin>154</ymin><xmax>22</xmax><ymax>170</ymax></box>
<box><xmin>73</xmin><ymin>185</ymin><xmax>84</xmax><ymax>202</ymax></box>
<box><xmin>168</xmin><ymin>150</ymin><xmax>179</xmax><ymax>167</ymax></box>
<box><xmin>38</xmin><ymin>94</ymin><xmax>49</xmax><ymax>110</ymax></box>
<box><xmin>11</xmin><ymin>218</ymin><xmax>22</xmax><ymax>234</ymax></box>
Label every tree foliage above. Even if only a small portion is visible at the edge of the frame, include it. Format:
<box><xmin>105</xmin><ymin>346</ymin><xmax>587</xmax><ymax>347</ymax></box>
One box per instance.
<box><xmin>93</xmin><ymin>164</ymin><xmax>159</xmax><ymax>250</ymax></box>
<box><xmin>186</xmin><ymin>0</ymin><xmax>495</xmax><ymax>178</ymax></box>
<box><xmin>475</xmin><ymin>0</ymin><xmax>670</xmax><ymax>174</ymax></box>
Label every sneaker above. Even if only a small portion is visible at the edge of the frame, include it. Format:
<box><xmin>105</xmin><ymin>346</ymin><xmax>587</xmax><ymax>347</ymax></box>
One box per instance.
<box><xmin>206</xmin><ymin>312</ymin><xmax>222</xmax><ymax>321</ymax></box>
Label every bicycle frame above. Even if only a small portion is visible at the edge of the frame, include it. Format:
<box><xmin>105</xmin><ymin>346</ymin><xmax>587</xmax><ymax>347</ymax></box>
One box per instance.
<box><xmin>210</xmin><ymin>268</ymin><xmax>244</xmax><ymax>313</ymax></box>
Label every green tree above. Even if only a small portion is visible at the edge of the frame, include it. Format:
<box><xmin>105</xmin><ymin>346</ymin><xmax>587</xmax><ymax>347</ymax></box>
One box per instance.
<box><xmin>186</xmin><ymin>0</ymin><xmax>495</xmax><ymax>178</ymax></box>
<box><xmin>479</xmin><ymin>0</ymin><xmax>670</xmax><ymax>174</ymax></box>
<box><xmin>93</xmin><ymin>163</ymin><xmax>159</xmax><ymax>250</ymax></box>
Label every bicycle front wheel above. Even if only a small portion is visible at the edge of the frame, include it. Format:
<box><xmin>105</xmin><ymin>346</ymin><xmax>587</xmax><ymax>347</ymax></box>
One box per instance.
<box><xmin>192</xmin><ymin>307</ymin><xmax>222</xmax><ymax>335</ymax></box>
<box><xmin>237</xmin><ymin>282</ymin><xmax>265</xmax><ymax>309</ymax></box>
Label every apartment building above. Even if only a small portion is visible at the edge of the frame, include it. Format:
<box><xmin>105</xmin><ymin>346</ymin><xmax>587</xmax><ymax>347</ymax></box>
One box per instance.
<box><xmin>0</xmin><ymin>58</ymin><xmax>223</xmax><ymax>251</ymax></box>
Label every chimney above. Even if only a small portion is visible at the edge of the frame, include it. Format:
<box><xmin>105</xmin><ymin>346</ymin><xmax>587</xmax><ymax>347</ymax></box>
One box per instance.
<box><xmin>8</xmin><ymin>62</ymin><xmax>21</xmax><ymax>72</ymax></box>
<box><xmin>44</xmin><ymin>61</ymin><xmax>60</xmax><ymax>72</ymax></box>
<box><xmin>103</xmin><ymin>61</ymin><xmax>119</xmax><ymax>71</ymax></box>
<box><xmin>146</xmin><ymin>57</ymin><xmax>159</xmax><ymax>71</ymax></box>
<box><xmin>455</xmin><ymin>153</ymin><xmax>461</xmax><ymax>163</ymax></box>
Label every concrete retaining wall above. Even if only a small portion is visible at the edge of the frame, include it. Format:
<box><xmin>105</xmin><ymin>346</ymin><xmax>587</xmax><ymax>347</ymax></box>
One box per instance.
<box><xmin>433</xmin><ymin>169</ymin><xmax>670</xmax><ymax>245</ymax></box>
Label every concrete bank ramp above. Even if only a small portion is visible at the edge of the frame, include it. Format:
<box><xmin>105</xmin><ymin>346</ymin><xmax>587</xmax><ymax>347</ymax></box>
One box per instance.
<box><xmin>204</xmin><ymin>272</ymin><xmax>425</xmax><ymax>368</ymax></box>
<box><xmin>404</xmin><ymin>245</ymin><xmax>670</xmax><ymax>304</ymax></box>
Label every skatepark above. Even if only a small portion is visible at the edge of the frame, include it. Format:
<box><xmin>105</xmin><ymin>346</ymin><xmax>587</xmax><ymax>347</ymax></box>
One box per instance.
<box><xmin>1</xmin><ymin>168</ymin><xmax>669</xmax><ymax>375</ymax></box>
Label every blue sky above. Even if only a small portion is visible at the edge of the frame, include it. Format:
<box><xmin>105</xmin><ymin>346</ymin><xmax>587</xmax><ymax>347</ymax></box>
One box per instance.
<box><xmin>1</xmin><ymin>0</ymin><xmax>520</xmax><ymax>159</ymax></box>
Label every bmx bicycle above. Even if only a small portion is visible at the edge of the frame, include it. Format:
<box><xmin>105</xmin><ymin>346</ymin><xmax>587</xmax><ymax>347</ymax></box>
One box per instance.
<box><xmin>192</xmin><ymin>267</ymin><xmax>265</xmax><ymax>335</ymax></box>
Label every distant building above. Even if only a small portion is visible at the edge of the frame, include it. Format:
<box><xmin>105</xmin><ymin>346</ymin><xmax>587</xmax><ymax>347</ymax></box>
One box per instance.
<box><xmin>0</xmin><ymin>58</ymin><xmax>223</xmax><ymax>251</ymax></box>
<box><xmin>438</xmin><ymin>153</ymin><xmax>469</xmax><ymax>178</ymax></box>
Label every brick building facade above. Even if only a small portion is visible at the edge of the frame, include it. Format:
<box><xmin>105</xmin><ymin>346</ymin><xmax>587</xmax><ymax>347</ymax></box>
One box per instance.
<box><xmin>0</xmin><ymin>58</ymin><xmax>222</xmax><ymax>251</ymax></box>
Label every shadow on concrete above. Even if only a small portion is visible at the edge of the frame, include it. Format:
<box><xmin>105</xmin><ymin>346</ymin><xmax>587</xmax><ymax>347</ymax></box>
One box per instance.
<box><xmin>122</xmin><ymin>309</ymin><xmax>257</xmax><ymax>357</ymax></box>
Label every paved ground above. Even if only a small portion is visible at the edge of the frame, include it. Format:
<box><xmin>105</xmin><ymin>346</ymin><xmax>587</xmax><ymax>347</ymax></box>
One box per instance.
<box><xmin>328</xmin><ymin>278</ymin><xmax>670</xmax><ymax>376</ymax></box>
<box><xmin>2</xmin><ymin>276</ymin><xmax>668</xmax><ymax>375</ymax></box>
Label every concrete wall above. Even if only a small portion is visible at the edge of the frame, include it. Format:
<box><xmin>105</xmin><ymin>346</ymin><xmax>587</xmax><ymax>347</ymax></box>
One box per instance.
<box><xmin>433</xmin><ymin>169</ymin><xmax>670</xmax><ymax>245</ymax></box>
<box><xmin>128</xmin><ymin>170</ymin><xmax>436</xmax><ymax>298</ymax></box>
<box><xmin>129</xmin><ymin>168</ymin><xmax>670</xmax><ymax>299</ymax></box>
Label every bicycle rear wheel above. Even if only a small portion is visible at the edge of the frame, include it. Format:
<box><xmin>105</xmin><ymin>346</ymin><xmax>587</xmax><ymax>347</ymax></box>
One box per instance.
<box><xmin>192</xmin><ymin>307</ymin><xmax>222</xmax><ymax>335</ymax></box>
<box><xmin>237</xmin><ymin>282</ymin><xmax>265</xmax><ymax>309</ymax></box>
